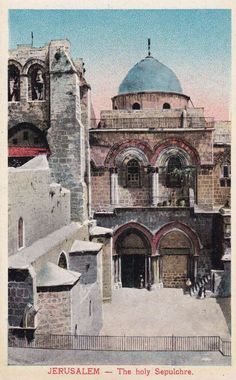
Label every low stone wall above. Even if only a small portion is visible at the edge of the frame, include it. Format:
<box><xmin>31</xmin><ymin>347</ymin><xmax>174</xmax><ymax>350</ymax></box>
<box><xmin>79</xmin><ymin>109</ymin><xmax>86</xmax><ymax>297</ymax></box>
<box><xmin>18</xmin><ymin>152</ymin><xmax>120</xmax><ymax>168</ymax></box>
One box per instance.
<box><xmin>71</xmin><ymin>282</ymin><xmax>103</xmax><ymax>335</ymax></box>
<box><xmin>36</xmin><ymin>287</ymin><xmax>72</xmax><ymax>335</ymax></box>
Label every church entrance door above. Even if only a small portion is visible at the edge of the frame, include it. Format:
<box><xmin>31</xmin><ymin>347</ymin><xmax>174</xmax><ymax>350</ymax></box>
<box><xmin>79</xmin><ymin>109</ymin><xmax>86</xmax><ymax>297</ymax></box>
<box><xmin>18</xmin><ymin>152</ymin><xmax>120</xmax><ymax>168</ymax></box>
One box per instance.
<box><xmin>158</xmin><ymin>229</ymin><xmax>194</xmax><ymax>289</ymax></box>
<box><xmin>121</xmin><ymin>254</ymin><xmax>145</xmax><ymax>288</ymax></box>
<box><xmin>161</xmin><ymin>254</ymin><xmax>188</xmax><ymax>288</ymax></box>
<box><xmin>114</xmin><ymin>227</ymin><xmax>151</xmax><ymax>289</ymax></box>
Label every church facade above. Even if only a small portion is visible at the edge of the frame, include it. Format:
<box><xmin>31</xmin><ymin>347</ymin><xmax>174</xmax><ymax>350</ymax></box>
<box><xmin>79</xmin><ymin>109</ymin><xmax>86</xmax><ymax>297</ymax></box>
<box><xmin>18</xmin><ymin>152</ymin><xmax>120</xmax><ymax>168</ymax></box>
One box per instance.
<box><xmin>90</xmin><ymin>48</ymin><xmax>231</xmax><ymax>293</ymax></box>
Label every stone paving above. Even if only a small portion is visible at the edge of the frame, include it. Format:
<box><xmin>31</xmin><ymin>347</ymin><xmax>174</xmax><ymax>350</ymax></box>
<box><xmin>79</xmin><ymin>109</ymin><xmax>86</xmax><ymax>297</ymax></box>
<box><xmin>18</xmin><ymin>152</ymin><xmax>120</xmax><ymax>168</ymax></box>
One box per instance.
<box><xmin>100</xmin><ymin>288</ymin><xmax>230</xmax><ymax>339</ymax></box>
<box><xmin>8</xmin><ymin>347</ymin><xmax>231</xmax><ymax>366</ymax></box>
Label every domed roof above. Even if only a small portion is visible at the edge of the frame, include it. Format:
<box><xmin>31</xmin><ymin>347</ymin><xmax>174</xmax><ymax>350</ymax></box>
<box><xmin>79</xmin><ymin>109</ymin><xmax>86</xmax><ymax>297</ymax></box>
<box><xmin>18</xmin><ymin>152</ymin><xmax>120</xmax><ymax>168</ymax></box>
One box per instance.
<box><xmin>118</xmin><ymin>56</ymin><xmax>183</xmax><ymax>95</ymax></box>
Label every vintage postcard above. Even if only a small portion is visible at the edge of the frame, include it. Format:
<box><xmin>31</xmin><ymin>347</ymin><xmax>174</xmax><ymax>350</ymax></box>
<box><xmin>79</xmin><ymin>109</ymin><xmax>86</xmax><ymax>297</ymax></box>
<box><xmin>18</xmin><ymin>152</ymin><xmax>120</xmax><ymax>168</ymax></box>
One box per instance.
<box><xmin>0</xmin><ymin>1</ymin><xmax>235</xmax><ymax>379</ymax></box>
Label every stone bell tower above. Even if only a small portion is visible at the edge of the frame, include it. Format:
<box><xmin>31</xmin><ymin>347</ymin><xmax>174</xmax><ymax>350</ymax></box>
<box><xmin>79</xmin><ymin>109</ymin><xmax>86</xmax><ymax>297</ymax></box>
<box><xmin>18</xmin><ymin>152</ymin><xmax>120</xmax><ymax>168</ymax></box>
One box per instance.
<box><xmin>47</xmin><ymin>40</ymin><xmax>88</xmax><ymax>222</ymax></box>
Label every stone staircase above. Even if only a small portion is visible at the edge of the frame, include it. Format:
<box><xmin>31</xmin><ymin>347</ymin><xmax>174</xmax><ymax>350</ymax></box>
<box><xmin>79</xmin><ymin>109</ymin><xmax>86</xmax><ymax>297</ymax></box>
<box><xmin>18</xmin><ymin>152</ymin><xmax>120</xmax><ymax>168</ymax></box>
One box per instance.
<box><xmin>189</xmin><ymin>274</ymin><xmax>212</xmax><ymax>297</ymax></box>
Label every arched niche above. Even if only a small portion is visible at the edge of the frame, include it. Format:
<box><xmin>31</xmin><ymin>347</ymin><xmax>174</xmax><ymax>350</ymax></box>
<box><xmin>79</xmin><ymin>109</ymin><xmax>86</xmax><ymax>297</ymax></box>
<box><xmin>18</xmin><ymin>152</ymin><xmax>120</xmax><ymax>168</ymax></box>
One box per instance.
<box><xmin>58</xmin><ymin>252</ymin><xmax>68</xmax><ymax>269</ymax></box>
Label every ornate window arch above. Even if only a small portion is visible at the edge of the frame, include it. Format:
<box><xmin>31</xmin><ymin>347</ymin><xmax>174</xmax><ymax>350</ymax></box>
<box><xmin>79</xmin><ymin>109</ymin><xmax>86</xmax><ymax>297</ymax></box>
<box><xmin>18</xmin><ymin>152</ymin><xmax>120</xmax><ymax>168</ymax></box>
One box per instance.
<box><xmin>8</xmin><ymin>64</ymin><xmax>20</xmax><ymax>102</ymax></box>
<box><xmin>18</xmin><ymin>217</ymin><xmax>24</xmax><ymax>250</ymax></box>
<box><xmin>114</xmin><ymin>147</ymin><xmax>149</xmax><ymax>189</ymax></box>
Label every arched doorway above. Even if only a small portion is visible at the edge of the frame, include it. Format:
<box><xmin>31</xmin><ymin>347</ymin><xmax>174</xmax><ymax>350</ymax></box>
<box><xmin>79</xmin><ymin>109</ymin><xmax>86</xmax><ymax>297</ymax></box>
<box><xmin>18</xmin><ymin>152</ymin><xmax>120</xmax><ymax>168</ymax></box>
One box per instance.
<box><xmin>158</xmin><ymin>229</ymin><xmax>193</xmax><ymax>288</ymax></box>
<box><xmin>114</xmin><ymin>228</ymin><xmax>151</xmax><ymax>288</ymax></box>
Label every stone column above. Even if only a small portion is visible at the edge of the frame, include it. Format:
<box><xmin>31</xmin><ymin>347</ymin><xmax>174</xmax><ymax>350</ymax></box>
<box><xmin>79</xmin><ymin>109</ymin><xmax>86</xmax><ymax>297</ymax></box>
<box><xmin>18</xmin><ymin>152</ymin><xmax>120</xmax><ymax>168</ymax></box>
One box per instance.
<box><xmin>152</xmin><ymin>256</ymin><xmax>160</xmax><ymax>286</ymax></box>
<box><xmin>151</xmin><ymin>167</ymin><xmax>159</xmax><ymax>206</ymax></box>
<box><xmin>194</xmin><ymin>258</ymin><xmax>198</xmax><ymax>282</ymax></box>
<box><xmin>119</xmin><ymin>256</ymin><xmax>122</xmax><ymax>286</ymax></box>
<box><xmin>148</xmin><ymin>256</ymin><xmax>152</xmax><ymax>286</ymax></box>
<box><xmin>189</xmin><ymin>188</ymin><xmax>195</xmax><ymax>208</ymax></box>
<box><xmin>181</xmin><ymin>109</ymin><xmax>188</xmax><ymax>128</ymax></box>
<box><xmin>114</xmin><ymin>256</ymin><xmax>118</xmax><ymax>284</ymax></box>
<box><xmin>110</xmin><ymin>168</ymin><xmax>119</xmax><ymax>206</ymax></box>
<box><xmin>145</xmin><ymin>257</ymin><xmax>148</xmax><ymax>287</ymax></box>
<box><xmin>20</xmin><ymin>74</ymin><xmax>28</xmax><ymax>102</ymax></box>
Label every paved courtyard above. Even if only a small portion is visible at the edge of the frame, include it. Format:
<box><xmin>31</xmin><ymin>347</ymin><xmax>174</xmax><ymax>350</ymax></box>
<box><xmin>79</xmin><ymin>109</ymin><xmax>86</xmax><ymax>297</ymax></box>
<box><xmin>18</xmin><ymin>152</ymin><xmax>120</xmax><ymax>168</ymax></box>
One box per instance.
<box><xmin>8</xmin><ymin>347</ymin><xmax>231</xmax><ymax>366</ymax></box>
<box><xmin>101</xmin><ymin>288</ymin><xmax>230</xmax><ymax>339</ymax></box>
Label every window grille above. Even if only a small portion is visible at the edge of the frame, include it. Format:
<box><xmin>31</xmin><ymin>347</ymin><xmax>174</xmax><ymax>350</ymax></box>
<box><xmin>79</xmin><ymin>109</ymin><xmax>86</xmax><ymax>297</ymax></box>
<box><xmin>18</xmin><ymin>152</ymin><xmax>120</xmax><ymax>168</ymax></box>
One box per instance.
<box><xmin>126</xmin><ymin>159</ymin><xmax>140</xmax><ymax>187</ymax></box>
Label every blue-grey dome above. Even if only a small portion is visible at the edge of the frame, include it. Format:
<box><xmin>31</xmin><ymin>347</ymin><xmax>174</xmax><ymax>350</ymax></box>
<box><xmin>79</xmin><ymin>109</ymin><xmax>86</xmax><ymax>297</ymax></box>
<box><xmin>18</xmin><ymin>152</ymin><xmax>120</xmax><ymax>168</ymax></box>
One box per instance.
<box><xmin>118</xmin><ymin>56</ymin><xmax>183</xmax><ymax>95</ymax></box>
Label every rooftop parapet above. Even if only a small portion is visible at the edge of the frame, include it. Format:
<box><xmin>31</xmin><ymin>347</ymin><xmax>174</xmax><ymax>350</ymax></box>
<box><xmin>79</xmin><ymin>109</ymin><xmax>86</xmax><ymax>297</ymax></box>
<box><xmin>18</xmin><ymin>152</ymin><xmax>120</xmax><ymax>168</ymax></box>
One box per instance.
<box><xmin>91</xmin><ymin>114</ymin><xmax>214</xmax><ymax>130</ymax></box>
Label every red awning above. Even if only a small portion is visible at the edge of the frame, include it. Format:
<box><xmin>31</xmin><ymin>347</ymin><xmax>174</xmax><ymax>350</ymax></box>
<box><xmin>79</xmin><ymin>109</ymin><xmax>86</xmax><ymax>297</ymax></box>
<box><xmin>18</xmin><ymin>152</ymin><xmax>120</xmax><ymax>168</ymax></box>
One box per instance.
<box><xmin>9</xmin><ymin>147</ymin><xmax>50</xmax><ymax>157</ymax></box>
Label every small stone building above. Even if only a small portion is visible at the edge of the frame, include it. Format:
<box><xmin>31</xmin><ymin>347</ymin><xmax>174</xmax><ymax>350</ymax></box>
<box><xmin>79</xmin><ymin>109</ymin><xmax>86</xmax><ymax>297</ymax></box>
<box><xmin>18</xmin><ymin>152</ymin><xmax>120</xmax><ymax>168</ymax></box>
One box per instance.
<box><xmin>90</xmin><ymin>50</ymin><xmax>231</xmax><ymax>293</ymax></box>
<box><xmin>8</xmin><ymin>156</ymin><xmax>112</xmax><ymax>338</ymax></box>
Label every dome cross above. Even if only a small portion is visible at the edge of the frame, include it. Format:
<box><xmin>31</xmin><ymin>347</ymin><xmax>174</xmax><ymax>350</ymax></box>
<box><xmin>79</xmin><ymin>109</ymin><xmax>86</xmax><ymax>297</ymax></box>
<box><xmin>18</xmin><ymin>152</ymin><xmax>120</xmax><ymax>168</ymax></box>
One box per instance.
<box><xmin>148</xmin><ymin>38</ymin><xmax>151</xmax><ymax>57</ymax></box>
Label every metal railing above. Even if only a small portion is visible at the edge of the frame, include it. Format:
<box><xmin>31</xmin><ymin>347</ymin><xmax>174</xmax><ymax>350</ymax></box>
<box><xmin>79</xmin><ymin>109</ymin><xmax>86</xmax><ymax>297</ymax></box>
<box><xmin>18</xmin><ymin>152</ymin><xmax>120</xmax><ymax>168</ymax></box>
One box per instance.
<box><xmin>8</xmin><ymin>333</ymin><xmax>231</xmax><ymax>355</ymax></box>
<box><xmin>220</xmin><ymin>339</ymin><xmax>231</xmax><ymax>356</ymax></box>
<box><xmin>91</xmin><ymin>117</ymin><xmax>214</xmax><ymax>130</ymax></box>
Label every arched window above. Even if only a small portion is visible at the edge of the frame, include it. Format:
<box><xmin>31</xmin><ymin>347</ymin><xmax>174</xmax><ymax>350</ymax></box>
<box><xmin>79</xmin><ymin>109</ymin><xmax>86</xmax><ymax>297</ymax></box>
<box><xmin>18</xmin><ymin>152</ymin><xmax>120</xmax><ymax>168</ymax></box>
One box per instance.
<box><xmin>132</xmin><ymin>102</ymin><xmax>141</xmax><ymax>110</ymax></box>
<box><xmin>28</xmin><ymin>65</ymin><xmax>45</xmax><ymax>101</ymax></box>
<box><xmin>8</xmin><ymin>65</ymin><xmax>20</xmax><ymax>102</ymax></box>
<box><xmin>18</xmin><ymin>217</ymin><xmax>24</xmax><ymax>249</ymax></box>
<box><xmin>163</xmin><ymin>103</ymin><xmax>171</xmax><ymax>109</ymax></box>
<box><xmin>166</xmin><ymin>156</ymin><xmax>182</xmax><ymax>188</ymax></box>
<box><xmin>58</xmin><ymin>252</ymin><xmax>68</xmax><ymax>269</ymax></box>
<box><xmin>126</xmin><ymin>159</ymin><xmax>140</xmax><ymax>187</ymax></box>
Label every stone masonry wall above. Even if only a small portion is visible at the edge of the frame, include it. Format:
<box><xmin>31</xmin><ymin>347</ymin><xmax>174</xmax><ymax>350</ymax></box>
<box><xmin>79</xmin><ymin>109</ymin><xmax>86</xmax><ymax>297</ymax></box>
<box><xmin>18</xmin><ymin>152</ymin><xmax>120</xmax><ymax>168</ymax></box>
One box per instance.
<box><xmin>8</xmin><ymin>167</ymin><xmax>70</xmax><ymax>256</ymax></box>
<box><xmin>69</xmin><ymin>253</ymin><xmax>98</xmax><ymax>285</ymax></box>
<box><xmin>197</xmin><ymin>169</ymin><xmax>214</xmax><ymax>210</ymax></box>
<box><xmin>91</xmin><ymin>236</ymin><xmax>112</xmax><ymax>302</ymax></box>
<box><xmin>118</xmin><ymin>170</ymin><xmax>150</xmax><ymax>207</ymax></box>
<box><xmin>213</xmin><ymin>164</ymin><xmax>230</xmax><ymax>206</ymax></box>
<box><xmin>112</xmin><ymin>92</ymin><xmax>189</xmax><ymax>110</ymax></box>
<box><xmin>8</xmin><ymin>268</ymin><xmax>35</xmax><ymax>327</ymax></box>
<box><xmin>91</xmin><ymin>169</ymin><xmax>110</xmax><ymax>211</ymax></box>
<box><xmin>36</xmin><ymin>288</ymin><xmax>71</xmax><ymax>334</ymax></box>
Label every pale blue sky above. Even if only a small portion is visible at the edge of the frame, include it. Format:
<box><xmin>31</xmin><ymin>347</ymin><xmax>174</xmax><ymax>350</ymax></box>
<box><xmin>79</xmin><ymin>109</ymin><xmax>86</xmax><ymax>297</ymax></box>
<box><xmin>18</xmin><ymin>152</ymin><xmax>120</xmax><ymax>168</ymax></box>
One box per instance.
<box><xmin>9</xmin><ymin>9</ymin><xmax>231</xmax><ymax>120</ymax></box>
